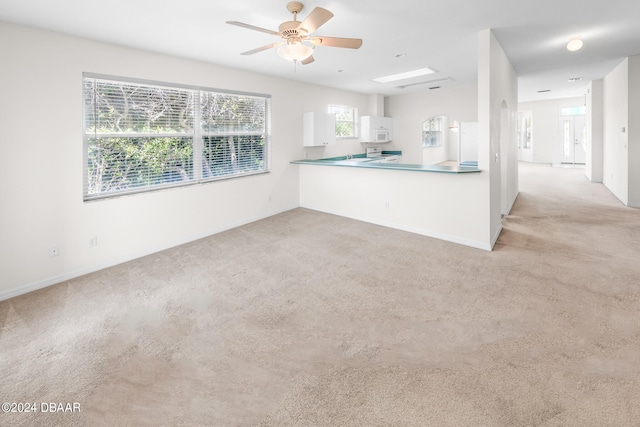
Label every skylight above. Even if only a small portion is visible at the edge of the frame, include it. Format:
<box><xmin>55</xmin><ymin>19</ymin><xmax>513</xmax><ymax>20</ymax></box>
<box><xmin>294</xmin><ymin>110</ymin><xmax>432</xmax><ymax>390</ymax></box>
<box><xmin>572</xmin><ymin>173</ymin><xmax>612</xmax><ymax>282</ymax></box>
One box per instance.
<box><xmin>372</xmin><ymin>67</ymin><xmax>435</xmax><ymax>84</ymax></box>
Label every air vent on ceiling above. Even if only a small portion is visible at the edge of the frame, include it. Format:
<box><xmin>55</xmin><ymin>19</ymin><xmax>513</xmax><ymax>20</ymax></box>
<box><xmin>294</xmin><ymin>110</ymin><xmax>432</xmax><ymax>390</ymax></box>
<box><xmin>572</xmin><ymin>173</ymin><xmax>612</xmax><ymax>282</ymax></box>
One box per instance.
<box><xmin>395</xmin><ymin>77</ymin><xmax>452</xmax><ymax>89</ymax></box>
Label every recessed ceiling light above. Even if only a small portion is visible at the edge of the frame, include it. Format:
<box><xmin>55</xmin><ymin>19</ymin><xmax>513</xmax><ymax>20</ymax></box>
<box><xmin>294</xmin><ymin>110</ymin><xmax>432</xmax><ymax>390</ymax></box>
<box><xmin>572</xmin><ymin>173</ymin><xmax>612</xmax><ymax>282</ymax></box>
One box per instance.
<box><xmin>537</xmin><ymin>89</ymin><xmax>551</xmax><ymax>93</ymax></box>
<box><xmin>337</xmin><ymin>69</ymin><xmax>345</xmax><ymax>73</ymax></box>
<box><xmin>566</xmin><ymin>37</ymin><xmax>583</xmax><ymax>52</ymax></box>
<box><xmin>372</xmin><ymin>67</ymin><xmax>435</xmax><ymax>84</ymax></box>
<box><xmin>395</xmin><ymin>53</ymin><xmax>407</xmax><ymax>58</ymax></box>
<box><xmin>568</xmin><ymin>77</ymin><xmax>583</xmax><ymax>82</ymax></box>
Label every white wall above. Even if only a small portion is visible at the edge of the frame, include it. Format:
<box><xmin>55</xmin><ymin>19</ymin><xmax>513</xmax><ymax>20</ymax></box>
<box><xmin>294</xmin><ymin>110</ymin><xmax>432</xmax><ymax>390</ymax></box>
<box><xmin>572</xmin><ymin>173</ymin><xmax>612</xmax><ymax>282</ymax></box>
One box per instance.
<box><xmin>602</xmin><ymin>58</ymin><xmax>629</xmax><ymax>205</ymax></box>
<box><xmin>477</xmin><ymin>29</ymin><xmax>518</xmax><ymax>245</ymax></box>
<box><xmin>586</xmin><ymin>80</ymin><xmax>604</xmax><ymax>182</ymax></box>
<box><xmin>628</xmin><ymin>55</ymin><xmax>640</xmax><ymax>208</ymax></box>
<box><xmin>385</xmin><ymin>84</ymin><xmax>478</xmax><ymax>164</ymax></box>
<box><xmin>301</xmin><ymin>113</ymin><xmax>371</xmax><ymax>161</ymax></box>
<box><xmin>298</xmin><ymin>28</ymin><xmax>519</xmax><ymax>252</ymax></box>
<box><xmin>0</xmin><ymin>22</ymin><xmax>369</xmax><ymax>299</ymax></box>
<box><xmin>518</xmin><ymin>96</ymin><xmax>585</xmax><ymax>164</ymax></box>
<box><xmin>297</xmin><ymin>29</ymin><xmax>517</xmax><ymax>253</ymax></box>
<box><xmin>299</xmin><ymin>165</ymin><xmax>490</xmax><ymax>250</ymax></box>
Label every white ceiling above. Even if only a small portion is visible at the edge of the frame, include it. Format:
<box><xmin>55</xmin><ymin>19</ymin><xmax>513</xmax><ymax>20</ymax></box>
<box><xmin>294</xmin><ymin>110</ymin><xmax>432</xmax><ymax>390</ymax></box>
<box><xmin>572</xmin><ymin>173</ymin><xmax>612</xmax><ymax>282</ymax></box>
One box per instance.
<box><xmin>1</xmin><ymin>0</ymin><xmax>639</xmax><ymax>101</ymax></box>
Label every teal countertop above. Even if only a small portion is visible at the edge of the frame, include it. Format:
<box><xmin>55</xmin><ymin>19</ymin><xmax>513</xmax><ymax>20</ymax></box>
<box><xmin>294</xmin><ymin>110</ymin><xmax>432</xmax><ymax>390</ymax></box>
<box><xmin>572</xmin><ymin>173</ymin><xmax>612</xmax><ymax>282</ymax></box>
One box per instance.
<box><xmin>291</xmin><ymin>152</ymin><xmax>481</xmax><ymax>174</ymax></box>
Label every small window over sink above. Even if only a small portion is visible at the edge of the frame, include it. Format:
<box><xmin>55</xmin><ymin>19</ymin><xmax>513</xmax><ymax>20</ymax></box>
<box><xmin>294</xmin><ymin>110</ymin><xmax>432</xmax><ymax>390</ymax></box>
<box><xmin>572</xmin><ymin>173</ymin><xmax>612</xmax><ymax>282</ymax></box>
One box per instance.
<box><xmin>328</xmin><ymin>104</ymin><xmax>358</xmax><ymax>139</ymax></box>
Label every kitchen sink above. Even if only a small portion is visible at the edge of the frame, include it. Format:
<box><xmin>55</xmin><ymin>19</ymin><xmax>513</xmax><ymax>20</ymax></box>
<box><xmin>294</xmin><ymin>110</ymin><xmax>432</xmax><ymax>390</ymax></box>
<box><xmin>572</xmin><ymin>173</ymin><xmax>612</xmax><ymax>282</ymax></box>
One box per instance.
<box><xmin>335</xmin><ymin>154</ymin><xmax>401</xmax><ymax>164</ymax></box>
<box><xmin>345</xmin><ymin>157</ymin><xmax>375</xmax><ymax>162</ymax></box>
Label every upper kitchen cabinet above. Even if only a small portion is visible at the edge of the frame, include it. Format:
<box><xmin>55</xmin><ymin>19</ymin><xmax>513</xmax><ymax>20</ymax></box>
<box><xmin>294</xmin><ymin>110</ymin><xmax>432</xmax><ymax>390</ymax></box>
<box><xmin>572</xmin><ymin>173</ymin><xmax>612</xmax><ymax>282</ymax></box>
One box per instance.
<box><xmin>303</xmin><ymin>112</ymin><xmax>336</xmax><ymax>147</ymax></box>
<box><xmin>360</xmin><ymin>116</ymin><xmax>393</xmax><ymax>143</ymax></box>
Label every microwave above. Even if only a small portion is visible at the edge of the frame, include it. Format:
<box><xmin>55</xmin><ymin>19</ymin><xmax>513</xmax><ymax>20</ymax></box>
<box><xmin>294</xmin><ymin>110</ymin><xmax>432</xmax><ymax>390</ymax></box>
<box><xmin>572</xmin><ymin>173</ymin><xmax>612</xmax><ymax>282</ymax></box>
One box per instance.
<box><xmin>373</xmin><ymin>128</ymin><xmax>391</xmax><ymax>142</ymax></box>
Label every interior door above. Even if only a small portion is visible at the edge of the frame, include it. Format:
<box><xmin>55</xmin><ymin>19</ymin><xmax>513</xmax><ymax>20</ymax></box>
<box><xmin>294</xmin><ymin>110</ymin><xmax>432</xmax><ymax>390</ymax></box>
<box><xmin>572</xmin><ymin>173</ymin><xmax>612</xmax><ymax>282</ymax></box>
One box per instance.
<box><xmin>559</xmin><ymin>114</ymin><xmax>586</xmax><ymax>164</ymax></box>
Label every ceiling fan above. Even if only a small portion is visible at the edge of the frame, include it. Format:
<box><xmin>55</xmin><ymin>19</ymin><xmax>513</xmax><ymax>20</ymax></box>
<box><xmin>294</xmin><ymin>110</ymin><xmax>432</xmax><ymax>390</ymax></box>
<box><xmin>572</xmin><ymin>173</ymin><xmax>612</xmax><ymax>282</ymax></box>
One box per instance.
<box><xmin>226</xmin><ymin>1</ymin><xmax>363</xmax><ymax>65</ymax></box>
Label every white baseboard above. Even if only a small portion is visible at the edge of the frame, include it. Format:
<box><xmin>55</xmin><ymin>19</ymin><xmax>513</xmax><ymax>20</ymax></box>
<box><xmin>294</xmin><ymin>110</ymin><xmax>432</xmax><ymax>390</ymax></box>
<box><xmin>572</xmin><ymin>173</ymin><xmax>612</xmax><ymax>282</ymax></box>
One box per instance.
<box><xmin>501</xmin><ymin>191</ymin><xmax>520</xmax><ymax>216</ymax></box>
<box><xmin>490</xmin><ymin>223</ymin><xmax>503</xmax><ymax>250</ymax></box>
<box><xmin>393</xmin><ymin>222</ymin><xmax>494</xmax><ymax>251</ymax></box>
<box><xmin>300</xmin><ymin>207</ymin><xmax>493</xmax><ymax>251</ymax></box>
<box><xmin>0</xmin><ymin>205</ymin><xmax>297</xmax><ymax>302</ymax></box>
<box><xmin>268</xmin><ymin>208</ymin><xmax>495</xmax><ymax>252</ymax></box>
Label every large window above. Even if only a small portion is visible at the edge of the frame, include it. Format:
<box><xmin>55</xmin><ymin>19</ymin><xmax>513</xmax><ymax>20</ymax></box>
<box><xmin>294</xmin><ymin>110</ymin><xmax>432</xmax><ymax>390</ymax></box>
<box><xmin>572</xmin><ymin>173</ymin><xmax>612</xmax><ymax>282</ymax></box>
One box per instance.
<box><xmin>83</xmin><ymin>74</ymin><xmax>270</xmax><ymax>200</ymax></box>
<box><xmin>328</xmin><ymin>104</ymin><xmax>358</xmax><ymax>138</ymax></box>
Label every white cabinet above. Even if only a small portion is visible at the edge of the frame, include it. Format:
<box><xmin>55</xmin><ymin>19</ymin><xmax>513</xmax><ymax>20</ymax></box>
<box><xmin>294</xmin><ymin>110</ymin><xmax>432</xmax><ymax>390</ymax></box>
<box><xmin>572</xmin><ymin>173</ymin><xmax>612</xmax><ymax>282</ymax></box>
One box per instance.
<box><xmin>360</xmin><ymin>116</ymin><xmax>393</xmax><ymax>143</ymax></box>
<box><xmin>303</xmin><ymin>112</ymin><xmax>336</xmax><ymax>147</ymax></box>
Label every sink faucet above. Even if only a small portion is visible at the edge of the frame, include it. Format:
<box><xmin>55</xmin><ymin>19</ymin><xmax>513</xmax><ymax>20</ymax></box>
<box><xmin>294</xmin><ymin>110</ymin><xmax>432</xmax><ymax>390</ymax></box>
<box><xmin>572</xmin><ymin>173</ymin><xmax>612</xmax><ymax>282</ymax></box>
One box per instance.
<box><xmin>346</xmin><ymin>153</ymin><xmax>352</xmax><ymax>159</ymax></box>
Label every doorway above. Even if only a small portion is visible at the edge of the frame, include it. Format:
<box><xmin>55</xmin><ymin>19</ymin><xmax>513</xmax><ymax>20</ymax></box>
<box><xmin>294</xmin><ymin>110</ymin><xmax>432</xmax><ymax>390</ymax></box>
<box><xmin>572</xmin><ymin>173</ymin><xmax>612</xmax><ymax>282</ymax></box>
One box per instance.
<box><xmin>559</xmin><ymin>107</ymin><xmax>586</xmax><ymax>164</ymax></box>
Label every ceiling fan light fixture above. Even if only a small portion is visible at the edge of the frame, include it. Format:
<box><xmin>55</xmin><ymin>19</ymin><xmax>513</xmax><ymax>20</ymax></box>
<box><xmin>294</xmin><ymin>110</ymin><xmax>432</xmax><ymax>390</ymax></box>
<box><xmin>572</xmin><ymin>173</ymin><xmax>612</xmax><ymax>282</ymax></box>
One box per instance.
<box><xmin>228</xmin><ymin>3</ymin><xmax>361</xmax><ymax>65</ymax></box>
<box><xmin>566</xmin><ymin>37</ymin><xmax>583</xmax><ymax>52</ymax></box>
<box><xmin>277</xmin><ymin>38</ymin><xmax>314</xmax><ymax>62</ymax></box>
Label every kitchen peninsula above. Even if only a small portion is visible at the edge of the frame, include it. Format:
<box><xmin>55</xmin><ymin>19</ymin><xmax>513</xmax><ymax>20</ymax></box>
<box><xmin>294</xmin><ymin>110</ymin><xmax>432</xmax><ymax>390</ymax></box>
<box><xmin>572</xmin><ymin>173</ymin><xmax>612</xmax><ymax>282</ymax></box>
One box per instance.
<box><xmin>291</xmin><ymin>155</ymin><xmax>481</xmax><ymax>174</ymax></box>
<box><xmin>292</xmin><ymin>153</ymin><xmax>489</xmax><ymax>250</ymax></box>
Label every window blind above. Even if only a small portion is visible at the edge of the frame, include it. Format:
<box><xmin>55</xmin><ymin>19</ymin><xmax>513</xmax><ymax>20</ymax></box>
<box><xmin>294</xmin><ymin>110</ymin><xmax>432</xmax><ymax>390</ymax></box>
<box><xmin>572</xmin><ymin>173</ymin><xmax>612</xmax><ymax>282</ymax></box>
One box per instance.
<box><xmin>200</xmin><ymin>92</ymin><xmax>270</xmax><ymax>180</ymax></box>
<box><xmin>83</xmin><ymin>75</ymin><xmax>270</xmax><ymax>200</ymax></box>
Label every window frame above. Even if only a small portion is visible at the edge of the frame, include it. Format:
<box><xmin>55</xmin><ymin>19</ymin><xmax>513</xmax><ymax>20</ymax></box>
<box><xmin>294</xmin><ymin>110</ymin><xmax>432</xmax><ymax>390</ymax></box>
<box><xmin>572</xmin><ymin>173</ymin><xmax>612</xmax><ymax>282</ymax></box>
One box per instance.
<box><xmin>328</xmin><ymin>104</ymin><xmax>359</xmax><ymax>139</ymax></box>
<box><xmin>517</xmin><ymin>111</ymin><xmax>532</xmax><ymax>149</ymax></box>
<box><xmin>422</xmin><ymin>116</ymin><xmax>444</xmax><ymax>148</ymax></box>
<box><xmin>83</xmin><ymin>73</ymin><xmax>271</xmax><ymax>201</ymax></box>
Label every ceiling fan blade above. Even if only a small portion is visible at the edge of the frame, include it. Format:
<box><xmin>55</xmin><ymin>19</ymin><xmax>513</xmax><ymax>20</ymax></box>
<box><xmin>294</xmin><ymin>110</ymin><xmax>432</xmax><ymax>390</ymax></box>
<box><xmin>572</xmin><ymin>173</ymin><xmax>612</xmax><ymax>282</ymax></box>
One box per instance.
<box><xmin>297</xmin><ymin>7</ymin><xmax>334</xmax><ymax>35</ymax></box>
<box><xmin>241</xmin><ymin>42</ymin><xmax>284</xmax><ymax>56</ymax></box>
<box><xmin>226</xmin><ymin>21</ymin><xmax>280</xmax><ymax>36</ymax></box>
<box><xmin>301</xmin><ymin>55</ymin><xmax>315</xmax><ymax>65</ymax></box>
<box><xmin>310</xmin><ymin>37</ymin><xmax>363</xmax><ymax>49</ymax></box>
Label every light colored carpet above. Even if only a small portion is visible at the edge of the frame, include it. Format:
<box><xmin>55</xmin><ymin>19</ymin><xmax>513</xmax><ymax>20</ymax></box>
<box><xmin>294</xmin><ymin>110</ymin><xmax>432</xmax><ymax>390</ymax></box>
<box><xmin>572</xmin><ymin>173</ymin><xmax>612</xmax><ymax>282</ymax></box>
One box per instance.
<box><xmin>1</xmin><ymin>162</ymin><xmax>639</xmax><ymax>426</ymax></box>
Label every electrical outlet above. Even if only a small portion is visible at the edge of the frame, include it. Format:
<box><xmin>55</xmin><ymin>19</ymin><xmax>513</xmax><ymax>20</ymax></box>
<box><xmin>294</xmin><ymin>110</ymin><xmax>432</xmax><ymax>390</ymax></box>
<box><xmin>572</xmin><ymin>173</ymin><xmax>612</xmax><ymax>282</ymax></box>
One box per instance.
<box><xmin>89</xmin><ymin>236</ymin><xmax>98</xmax><ymax>248</ymax></box>
<box><xmin>49</xmin><ymin>245</ymin><xmax>59</xmax><ymax>257</ymax></box>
